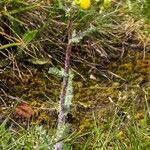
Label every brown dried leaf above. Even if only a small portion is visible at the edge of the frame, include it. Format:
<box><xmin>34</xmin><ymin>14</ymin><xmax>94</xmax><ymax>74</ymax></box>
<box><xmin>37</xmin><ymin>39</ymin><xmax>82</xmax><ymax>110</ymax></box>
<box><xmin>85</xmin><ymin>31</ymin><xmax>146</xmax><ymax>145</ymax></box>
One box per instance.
<box><xmin>15</xmin><ymin>103</ymin><xmax>34</xmax><ymax>119</ymax></box>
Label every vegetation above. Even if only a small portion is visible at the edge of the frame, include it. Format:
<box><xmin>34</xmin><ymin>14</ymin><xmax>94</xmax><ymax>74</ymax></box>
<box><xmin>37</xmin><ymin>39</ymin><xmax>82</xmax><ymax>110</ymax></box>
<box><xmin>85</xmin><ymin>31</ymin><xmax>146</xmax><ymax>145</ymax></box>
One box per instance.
<box><xmin>0</xmin><ymin>0</ymin><xmax>150</xmax><ymax>149</ymax></box>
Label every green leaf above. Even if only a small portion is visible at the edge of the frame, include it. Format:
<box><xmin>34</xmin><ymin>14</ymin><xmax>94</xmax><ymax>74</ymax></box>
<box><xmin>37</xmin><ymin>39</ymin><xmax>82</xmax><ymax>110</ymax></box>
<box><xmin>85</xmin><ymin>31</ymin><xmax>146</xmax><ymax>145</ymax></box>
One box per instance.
<box><xmin>48</xmin><ymin>67</ymin><xmax>65</xmax><ymax>77</ymax></box>
<box><xmin>22</xmin><ymin>30</ymin><xmax>38</xmax><ymax>43</ymax></box>
<box><xmin>27</xmin><ymin>58</ymin><xmax>51</xmax><ymax>65</ymax></box>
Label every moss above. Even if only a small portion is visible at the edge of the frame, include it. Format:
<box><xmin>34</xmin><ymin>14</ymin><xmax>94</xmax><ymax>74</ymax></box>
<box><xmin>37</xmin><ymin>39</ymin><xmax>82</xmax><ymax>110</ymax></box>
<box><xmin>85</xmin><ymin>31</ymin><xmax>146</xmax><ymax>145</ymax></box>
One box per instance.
<box><xmin>110</xmin><ymin>50</ymin><xmax>150</xmax><ymax>85</ymax></box>
<box><xmin>79</xmin><ymin>117</ymin><xmax>93</xmax><ymax>130</ymax></box>
<box><xmin>0</xmin><ymin>50</ymin><xmax>150</xmax><ymax>131</ymax></box>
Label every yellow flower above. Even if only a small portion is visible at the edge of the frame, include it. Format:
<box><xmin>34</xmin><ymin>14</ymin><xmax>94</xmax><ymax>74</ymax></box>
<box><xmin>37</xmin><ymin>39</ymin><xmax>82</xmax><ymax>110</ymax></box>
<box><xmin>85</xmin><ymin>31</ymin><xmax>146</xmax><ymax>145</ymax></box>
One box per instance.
<box><xmin>103</xmin><ymin>0</ymin><xmax>111</xmax><ymax>9</ymax></box>
<box><xmin>74</xmin><ymin>0</ymin><xmax>91</xmax><ymax>10</ymax></box>
<box><xmin>79</xmin><ymin>0</ymin><xmax>91</xmax><ymax>10</ymax></box>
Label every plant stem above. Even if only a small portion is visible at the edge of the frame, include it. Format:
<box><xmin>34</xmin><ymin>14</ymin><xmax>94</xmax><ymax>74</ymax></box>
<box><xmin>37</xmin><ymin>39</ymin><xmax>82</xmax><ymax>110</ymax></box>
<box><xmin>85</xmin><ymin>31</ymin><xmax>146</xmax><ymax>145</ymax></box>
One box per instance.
<box><xmin>54</xmin><ymin>19</ymin><xmax>73</xmax><ymax>150</ymax></box>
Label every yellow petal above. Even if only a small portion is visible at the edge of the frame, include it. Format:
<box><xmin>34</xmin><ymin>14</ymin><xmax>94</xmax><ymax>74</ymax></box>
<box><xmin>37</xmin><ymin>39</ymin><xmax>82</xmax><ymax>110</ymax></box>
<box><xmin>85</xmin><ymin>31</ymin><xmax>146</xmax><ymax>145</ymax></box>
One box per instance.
<box><xmin>79</xmin><ymin>0</ymin><xmax>91</xmax><ymax>10</ymax></box>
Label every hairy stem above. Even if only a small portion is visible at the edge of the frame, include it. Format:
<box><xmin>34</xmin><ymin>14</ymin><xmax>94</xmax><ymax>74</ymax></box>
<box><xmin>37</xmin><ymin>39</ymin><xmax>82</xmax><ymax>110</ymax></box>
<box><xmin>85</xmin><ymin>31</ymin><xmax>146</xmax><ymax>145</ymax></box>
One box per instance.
<box><xmin>54</xmin><ymin>19</ymin><xmax>73</xmax><ymax>150</ymax></box>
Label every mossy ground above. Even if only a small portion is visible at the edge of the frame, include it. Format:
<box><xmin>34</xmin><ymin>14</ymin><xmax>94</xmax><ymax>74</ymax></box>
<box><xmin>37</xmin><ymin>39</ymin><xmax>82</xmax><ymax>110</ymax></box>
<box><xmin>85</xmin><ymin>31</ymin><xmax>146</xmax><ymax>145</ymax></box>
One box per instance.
<box><xmin>0</xmin><ymin>50</ymin><xmax>149</xmax><ymax>135</ymax></box>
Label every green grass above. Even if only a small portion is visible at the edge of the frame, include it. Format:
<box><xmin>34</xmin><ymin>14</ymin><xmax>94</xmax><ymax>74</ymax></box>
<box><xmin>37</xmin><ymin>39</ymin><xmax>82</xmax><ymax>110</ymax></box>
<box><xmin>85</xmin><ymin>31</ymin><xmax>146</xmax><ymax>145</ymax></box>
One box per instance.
<box><xmin>1</xmin><ymin>82</ymin><xmax>150</xmax><ymax>149</ymax></box>
<box><xmin>1</xmin><ymin>102</ymin><xmax>150</xmax><ymax>150</ymax></box>
<box><xmin>0</xmin><ymin>125</ymin><xmax>54</xmax><ymax>150</ymax></box>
